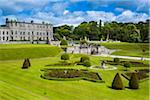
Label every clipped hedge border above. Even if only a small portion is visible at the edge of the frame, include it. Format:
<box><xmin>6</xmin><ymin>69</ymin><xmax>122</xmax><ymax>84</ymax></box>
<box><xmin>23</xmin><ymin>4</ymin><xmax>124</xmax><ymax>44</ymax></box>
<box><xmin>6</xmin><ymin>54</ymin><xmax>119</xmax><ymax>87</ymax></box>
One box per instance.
<box><xmin>40</xmin><ymin>68</ymin><xmax>104</xmax><ymax>83</ymax></box>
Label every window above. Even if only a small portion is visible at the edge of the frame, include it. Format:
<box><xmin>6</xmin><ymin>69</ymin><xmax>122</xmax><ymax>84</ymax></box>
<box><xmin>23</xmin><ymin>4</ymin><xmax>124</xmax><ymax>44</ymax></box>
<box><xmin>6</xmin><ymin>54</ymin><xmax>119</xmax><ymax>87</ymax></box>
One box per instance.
<box><xmin>7</xmin><ymin>31</ymin><xmax>8</xmax><ymax>35</ymax></box>
<box><xmin>3</xmin><ymin>37</ymin><xmax>5</xmax><ymax>40</ymax></box>
<box><xmin>11</xmin><ymin>31</ymin><xmax>13</xmax><ymax>35</ymax></box>
<box><xmin>3</xmin><ymin>31</ymin><xmax>4</xmax><ymax>35</ymax></box>
<box><xmin>6</xmin><ymin>37</ymin><xmax>9</xmax><ymax>41</ymax></box>
<box><xmin>47</xmin><ymin>32</ymin><xmax>48</xmax><ymax>35</ymax></box>
<box><xmin>28</xmin><ymin>32</ymin><xmax>30</xmax><ymax>35</ymax></box>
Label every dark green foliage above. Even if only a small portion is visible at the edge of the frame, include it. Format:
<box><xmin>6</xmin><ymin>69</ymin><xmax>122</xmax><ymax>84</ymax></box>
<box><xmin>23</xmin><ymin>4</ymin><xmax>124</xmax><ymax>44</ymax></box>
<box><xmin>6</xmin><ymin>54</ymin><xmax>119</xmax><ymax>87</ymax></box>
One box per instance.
<box><xmin>114</xmin><ymin>58</ymin><xmax>120</xmax><ymax>63</ymax></box>
<box><xmin>61</xmin><ymin>53</ymin><xmax>69</xmax><ymax>61</ymax></box>
<box><xmin>83</xmin><ymin>60</ymin><xmax>91</xmax><ymax>67</ymax></box>
<box><xmin>22</xmin><ymin>58</ymin><xmax>31</xmax><ymax>69</ymax></box>
<box><xmin>60</xmin><ymin>39</ymin><xmax>68</xmax><ymax>46</ymax></box>
<box><xmin>112</xmin><ymin>73</ymin><xmax>124</xmax><ymax>90</ymax></box>
<box><xmin>80</xmin><ymin>56</ymin><xmax>90</xmax><ymax>63</ymax></box>
<box><xmin>124</xmin><ymin>62</ymin><xmax>131</xmax><ymax>71</ymax></box>
<box><xmin>53</xmin><ymin>25</ymin><xmax>73</xmax><ymax>40</ymax></box>
<box><xmin>54</xmin><ymin>20</ymin><xmax>149</xmax><ymax>42</ymax></box>
<box><xmin>129</xmin><ymin>73</ymin><xmax>139</xmax><ymax>89</ymax></box>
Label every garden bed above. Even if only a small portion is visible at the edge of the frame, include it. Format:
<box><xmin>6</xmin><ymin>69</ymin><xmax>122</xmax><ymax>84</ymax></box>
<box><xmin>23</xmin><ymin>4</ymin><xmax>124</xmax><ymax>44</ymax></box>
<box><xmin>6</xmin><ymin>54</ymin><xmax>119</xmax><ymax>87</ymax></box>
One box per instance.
<box><xmin>41</xmin><ymin>68</ymin><xmax>104</xmax><ymax>83</ymax></box>
<box><xmin>122</xmin><ymin>69</ymin><xmax>150</xmax><ymax>81</ymax></box>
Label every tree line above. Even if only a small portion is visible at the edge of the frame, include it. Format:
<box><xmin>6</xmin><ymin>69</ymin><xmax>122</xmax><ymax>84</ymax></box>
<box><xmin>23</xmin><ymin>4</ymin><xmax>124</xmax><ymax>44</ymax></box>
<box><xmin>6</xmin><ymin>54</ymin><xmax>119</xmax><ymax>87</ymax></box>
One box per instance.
<box><xmin>54</xmin><ymin>19</ymin><xmax>149</xmax><ymax>43</ymax></box>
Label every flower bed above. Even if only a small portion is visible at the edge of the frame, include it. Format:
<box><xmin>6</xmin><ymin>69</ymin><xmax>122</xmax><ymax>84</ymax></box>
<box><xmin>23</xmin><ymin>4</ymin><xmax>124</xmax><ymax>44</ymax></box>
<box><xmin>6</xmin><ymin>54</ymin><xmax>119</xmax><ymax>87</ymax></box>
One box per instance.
<box><xmin>41</xmin><ymin>69</ymin><xmax>104</xmax><ymax>83</ymax></box>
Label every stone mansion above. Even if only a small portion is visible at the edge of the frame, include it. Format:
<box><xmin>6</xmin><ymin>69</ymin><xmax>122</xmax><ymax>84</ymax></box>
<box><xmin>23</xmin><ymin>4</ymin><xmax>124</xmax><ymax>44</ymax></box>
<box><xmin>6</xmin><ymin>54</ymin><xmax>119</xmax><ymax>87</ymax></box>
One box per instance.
<box><xmin>0</xmin><ymin>18</ymin><xmax>53</xmax><ymax>43</ymax></box>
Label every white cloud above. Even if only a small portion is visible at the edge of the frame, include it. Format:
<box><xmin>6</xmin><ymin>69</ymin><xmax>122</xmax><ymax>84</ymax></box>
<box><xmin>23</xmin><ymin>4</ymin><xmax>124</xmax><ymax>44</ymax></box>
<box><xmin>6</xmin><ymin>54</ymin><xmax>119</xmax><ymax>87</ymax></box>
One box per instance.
<box><xmin>116</xmin><ymin>10</ymin><xmax>149</xmax><ymax>22</ymax></box>
<box><xmin>0</xmin><ymin>10</ymin><xmax>149</xmax><ymax>26</ymax></box>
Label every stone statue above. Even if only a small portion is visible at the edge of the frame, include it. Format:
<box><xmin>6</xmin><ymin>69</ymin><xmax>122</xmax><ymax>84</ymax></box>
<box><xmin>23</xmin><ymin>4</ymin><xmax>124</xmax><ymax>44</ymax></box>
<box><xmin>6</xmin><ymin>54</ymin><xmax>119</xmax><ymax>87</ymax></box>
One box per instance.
<box><xmin>101</xmin><ymin>61</ymin><xmax>106</xmax><ymax>69</ymax></box>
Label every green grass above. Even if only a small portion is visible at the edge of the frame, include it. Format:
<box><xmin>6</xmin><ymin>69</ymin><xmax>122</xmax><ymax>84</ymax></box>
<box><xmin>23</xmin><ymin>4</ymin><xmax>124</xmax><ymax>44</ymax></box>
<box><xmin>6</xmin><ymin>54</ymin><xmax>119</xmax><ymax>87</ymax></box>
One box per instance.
<box><xmin>0</xmin><ymin>44</ymin><xmax>149</xmax><ymax>100</ymax></box>
<box><xmin>0</xmin><ymin>44</ymin><xmax>62</xmax><ymax>60</ymax></box>
<box><xmin>101</xmin><ymin>42</ymin><xmax>149</xmax><ymax>58</ymax></box>
<box><xmin>0</xmin><ymin>55</ymin><xmax>149</xmax><ymax>100</ymax></box>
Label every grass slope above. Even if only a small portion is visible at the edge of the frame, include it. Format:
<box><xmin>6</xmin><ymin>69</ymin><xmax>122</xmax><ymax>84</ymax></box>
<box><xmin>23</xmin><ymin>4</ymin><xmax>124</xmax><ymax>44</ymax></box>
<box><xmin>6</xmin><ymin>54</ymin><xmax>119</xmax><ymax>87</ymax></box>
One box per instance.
<box><xmin>101</xmin><ymin>42</ymin><xmax>149</xmax><ymax>58</ymax></box>
<box><xmin>0</xmin><ymin>55</ymin><xmax>149</xmax><ymax>100</ymax></box>
<box><xmin>0</xmin><ymin>44</ymin><xmax>62</xmax><ymax>60</ymax></box>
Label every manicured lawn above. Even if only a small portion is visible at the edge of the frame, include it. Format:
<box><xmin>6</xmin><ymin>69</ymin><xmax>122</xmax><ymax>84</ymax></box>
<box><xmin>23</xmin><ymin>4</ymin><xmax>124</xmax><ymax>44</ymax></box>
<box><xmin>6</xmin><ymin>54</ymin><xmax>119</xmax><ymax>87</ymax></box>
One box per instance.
<box><xmin>0</xmin><ymin>55</ymin><xmax>149</xmax><ymax>100</ymax></box>
<box><xmin>0</xmin><ymin>44</ymin><xmax>149</xmax><ymax>100</ymax></box>
<box><xmin>0</xmin><ymin>44</ymin><xmax>62</xmax><ymax>60</ymax></box>
<box><xmin>101</xmin><ymin>42</ymin><xmax>149</xmax><ymax>58</ymax></box>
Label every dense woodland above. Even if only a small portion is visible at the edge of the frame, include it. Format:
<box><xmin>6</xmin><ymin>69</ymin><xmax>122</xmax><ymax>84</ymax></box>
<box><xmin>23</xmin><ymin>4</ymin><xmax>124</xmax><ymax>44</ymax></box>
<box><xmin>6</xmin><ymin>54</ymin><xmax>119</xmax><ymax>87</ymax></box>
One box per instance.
<box><xmin>54</xmin><ymin>20</ymin><xmax>149</xmax><ymax>43</ymax></box>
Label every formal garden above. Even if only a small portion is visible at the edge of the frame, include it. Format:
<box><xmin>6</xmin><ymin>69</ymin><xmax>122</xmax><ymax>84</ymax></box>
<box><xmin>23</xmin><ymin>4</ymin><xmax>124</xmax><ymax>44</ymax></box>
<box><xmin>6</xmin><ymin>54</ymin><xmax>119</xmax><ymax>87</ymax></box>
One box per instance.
<box><xmin>0</xmin><ymin>42</ymin><xmax>149</xmax><ymax>100</ymax></box>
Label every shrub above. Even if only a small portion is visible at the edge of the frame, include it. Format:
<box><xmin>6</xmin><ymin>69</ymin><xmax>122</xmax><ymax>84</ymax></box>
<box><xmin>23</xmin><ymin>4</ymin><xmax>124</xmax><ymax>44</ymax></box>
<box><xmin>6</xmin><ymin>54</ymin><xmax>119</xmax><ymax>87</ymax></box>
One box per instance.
<box><xmin>114</xmin><ymin>58</ymin><xmax>120</xmax><ymax>63</ymax></box>
<box><xmin>80</xmin><ymin>56</ymin><xmax>90</xmax><ymax>63</ymax></box>
<box><xmin>61</xmin><ymin>53</ymin><xmax>69</xmax><ymax>61</ymax></box>
<box><xmin>60</xmin><ymin>39</ymin><xmax>68</xmax><ymax>46</ymax></box>
<box><xmin>129</xmin><ymin>73</ymin><xmax>139</xmax><ymax>89</ymax></box>
<box><xmin>26</xmin><ymin>58</ymin><xmax>31</xmax><ymax>67</ymax></box>
<box><xmin>61</xmin><ymin>47</ymin><xmax>67</xmax><ymax>52</ymax></box>
<box><xmin>112</xmin><ymin>73</ymin><xmax>124</xmax><ymax>90</ymax></box>
<box><xmin>83</xmin><ymin>60</ymin><xmax>91</xmax><ymax>67</ymax></box>
<box><xmin>124</xmin><ymin>62</ymin><xmax>131</xmax><ymax>71</ymax></box>
<box><xmin>22</xmin><ymin>58</ymin><xmax>31</xmax><ymax>69</ymax></box>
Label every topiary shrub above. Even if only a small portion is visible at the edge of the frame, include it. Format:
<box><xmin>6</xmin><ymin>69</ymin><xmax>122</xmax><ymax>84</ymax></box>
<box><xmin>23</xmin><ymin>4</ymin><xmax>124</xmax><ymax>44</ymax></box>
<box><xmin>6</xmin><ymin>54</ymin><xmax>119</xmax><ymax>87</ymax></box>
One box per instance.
<box><xmin>61</xmin><ymin>53</ymin><xmax>70</xmax><ymax>61</ymax></box>
<box><xmin>124</xmin><ymin>62</ymin><xmax>131</xmax><ymax>71</ymax></box>
<box><xmin>114</xmin><ymin>58</ymin><xmax>120</xmax><ymax>63</ymax></box>
<box><xmin>22</xmin><ymin>58</ymin><xmax>31</xmax><ymax>69</ymax></box>
<box><xmin>26</xmin><ymin>58</ymin><xmax>31</xmax><ymax>67</ymax></box>
<box><xmin>60</xmin><ymin>39</ymin><xmax>68</xmax><ymax>46</ymax></box>
<box><xmin>129</xmin><ymin>73</ymin><xmax>139</xmax><ymax>89</ymax></box>
<box><xmin>112</xmin><ymin>73</ymin><xmax>124</xmax><ymax>90</ymax></box>
<box><xmin>83</xmin><ymin>60</ymin><xmax>91</xmax><ymax>67</ymax></box>
<box><xmin>80</xmin><ymin>56</ymin><xmax>90</xmax><ymax>63</ymax></box>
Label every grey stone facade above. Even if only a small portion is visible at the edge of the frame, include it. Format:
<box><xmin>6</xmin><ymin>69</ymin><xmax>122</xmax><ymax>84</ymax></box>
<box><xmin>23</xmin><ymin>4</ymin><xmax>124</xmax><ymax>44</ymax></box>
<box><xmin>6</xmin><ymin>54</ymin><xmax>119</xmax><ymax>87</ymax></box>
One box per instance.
<box><xmin>0</xmin><ymin>18</ymin><xmax>53</xmax><ymax>43</ymax></box>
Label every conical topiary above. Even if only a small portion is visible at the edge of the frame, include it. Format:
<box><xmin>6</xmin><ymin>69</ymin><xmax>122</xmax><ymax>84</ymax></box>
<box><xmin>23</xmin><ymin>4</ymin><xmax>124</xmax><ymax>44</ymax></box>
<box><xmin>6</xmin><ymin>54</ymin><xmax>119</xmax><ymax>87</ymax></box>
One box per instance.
<box><xmin>112</xmin><ymin>73</ymin><xmax>124</xmax><ymax>90</ymax></box>
<box><xmin>26</xmin><ymin>58</ymin><xmax>31</xmax><ymax>67</ymax></box>
<box><xmin>22</xmin><ymin>58</ymin><xmax>31</xmax><ymax>69</ymax></box>
<box><xmin>129</xmin><ymin>73</ymin><xmax>139</xmax><ymax>89</ymax></box>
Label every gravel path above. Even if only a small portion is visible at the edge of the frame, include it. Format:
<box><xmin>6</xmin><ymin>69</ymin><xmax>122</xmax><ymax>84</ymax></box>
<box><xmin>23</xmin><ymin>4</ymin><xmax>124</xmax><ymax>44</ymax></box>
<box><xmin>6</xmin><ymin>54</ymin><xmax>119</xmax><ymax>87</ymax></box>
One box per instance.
<box><xmin>93</xmin><ymin>54</ymin><xmax>150</xmax><ymax>61</ymax></box>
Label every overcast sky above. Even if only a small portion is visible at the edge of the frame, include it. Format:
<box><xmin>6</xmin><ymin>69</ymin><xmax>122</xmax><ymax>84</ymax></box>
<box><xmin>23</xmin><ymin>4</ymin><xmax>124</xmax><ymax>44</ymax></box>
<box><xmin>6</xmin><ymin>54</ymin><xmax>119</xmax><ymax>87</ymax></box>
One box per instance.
<box><xmin>0</xmin><ymin>0</ymin><xmax>149</xmax><ymax>26</ymax></box>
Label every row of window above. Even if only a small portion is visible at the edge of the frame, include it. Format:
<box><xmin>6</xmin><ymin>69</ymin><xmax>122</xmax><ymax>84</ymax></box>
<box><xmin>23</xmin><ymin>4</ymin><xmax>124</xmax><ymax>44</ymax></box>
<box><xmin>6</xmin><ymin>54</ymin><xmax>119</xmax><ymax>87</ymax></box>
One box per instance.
<box><xmin>9</xmin><ymin>23</ymin><xmax>52</xmax><ymax>29</ymax></box>
<box><xmin>0</xmin><ymin>31</ymin><xmax>9</xmax><ymax>35</ymax></box>
<box><xmin>0</xmin><ymin>31</ymin><xmax>51</xmax><ymax>36</ymax></box>
<box><xmin>0</xmin><ymin>36</ymin><xmax>48</xmax><ymax>41</ymax></box>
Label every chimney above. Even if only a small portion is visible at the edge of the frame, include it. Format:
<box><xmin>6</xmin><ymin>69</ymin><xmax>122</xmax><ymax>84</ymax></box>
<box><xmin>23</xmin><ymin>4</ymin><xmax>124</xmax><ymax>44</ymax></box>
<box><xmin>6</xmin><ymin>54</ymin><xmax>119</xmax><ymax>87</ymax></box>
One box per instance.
<box><xmin>6</xmin><ymin>18</ymin><xmax>9</xmax><ymax>23</ymax></box>
<box><xmin>31</xmin><ymin>20</ymin><xmax>34</xmax><ymax>23</ymax></box>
